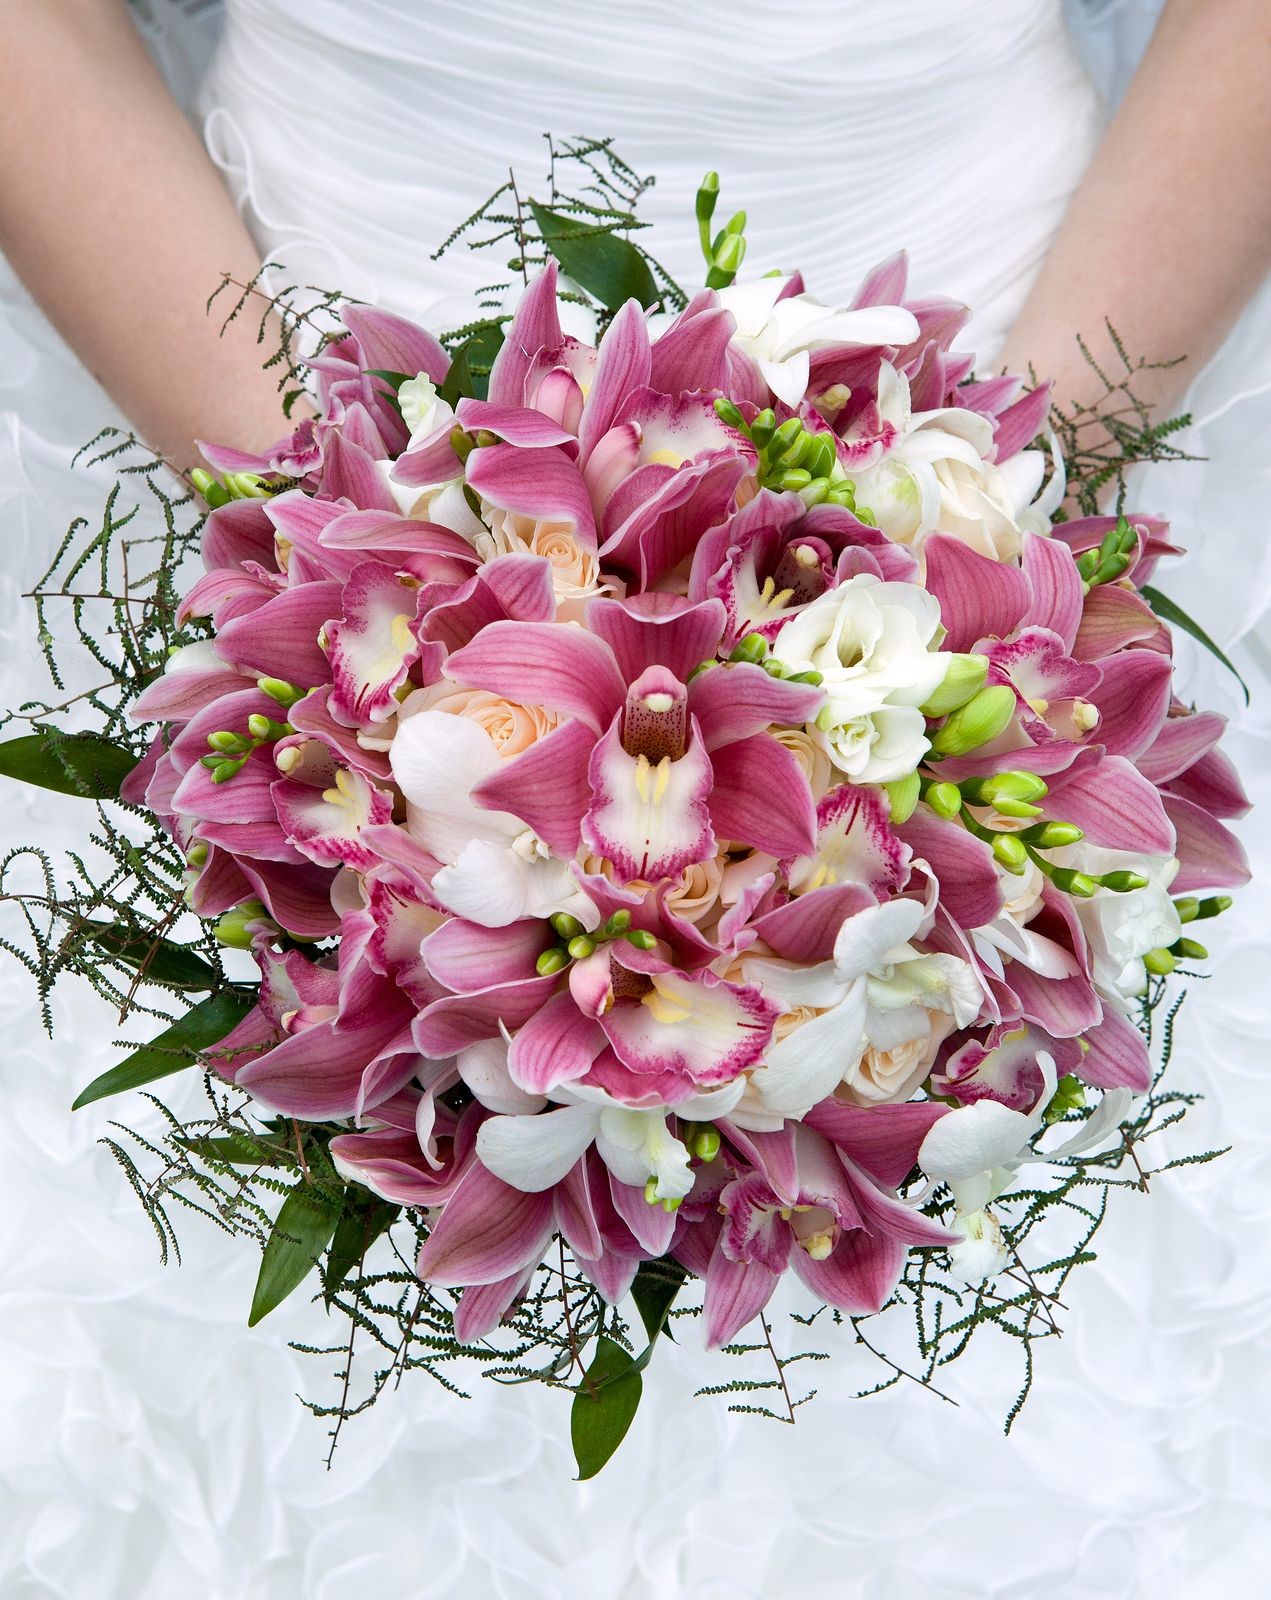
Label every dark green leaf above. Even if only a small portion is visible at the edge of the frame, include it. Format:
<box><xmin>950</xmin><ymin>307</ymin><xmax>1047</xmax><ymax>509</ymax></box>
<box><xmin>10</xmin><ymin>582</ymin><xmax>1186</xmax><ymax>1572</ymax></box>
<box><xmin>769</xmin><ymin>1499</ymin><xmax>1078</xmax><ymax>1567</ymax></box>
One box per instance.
<box><xmin>570</xmin><ymin>1335</ymin><xmax>643</xmax><ymax>1480</ymax></box>
<box><xmin>365</xmin><ymin>368</ymin><xmax>414</xmax><ymax>392</ymax></box>
<box><xmin>71</xmin><ymin>989</ymin><xmax>254</xmax><ymax>1109</ymax></box>
<box><xmin>323</xmin><ymin>1195</ymin><xmax>400</xmax><ymax>1303</ymax></box>
<box><xmin>529</xmin><ymin>201</ymin><xmax>659</xmax><ymax>312</ymax></box>
<box><xmin>176</xmin><ymin>1132</ymin><xmax>293</xmax><ymax>1167</ymax></box>
<box><xmin>83</xmin><ymin>921</ymin><xmax>218</xmax><ymax>991</ymax></box>
<box><xmin>248</xmin><ymin>1181</ymin><xmax>341</xmax><ymax>1326</ymax></box>
<box><xmin>631</xmin><ymin>1257</ymin><xmax>686</xmax><ymax>1346</ymax></box>
<box><xmin>441</xmin><ymin>323</ymin><xmax>505</xmax><ymax>405</ymax></box>
<box><xmin>0</xmin><ymin>728</ymin><xmax>137</xmax><ymax>799</ymax></box>
<box><xmin>1140</xmin><ymin>585</ymin><xmax>1249</xmax><ymax>704</ymax></box>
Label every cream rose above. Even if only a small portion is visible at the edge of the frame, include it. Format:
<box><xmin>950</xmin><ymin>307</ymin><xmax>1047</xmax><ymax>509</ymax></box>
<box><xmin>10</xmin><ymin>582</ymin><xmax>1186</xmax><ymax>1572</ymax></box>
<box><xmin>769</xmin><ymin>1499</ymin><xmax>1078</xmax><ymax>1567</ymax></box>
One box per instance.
<box><xmin>475</xmin><ymin>509</ymin><xmax>620</xmax><ymax>622</ymax></box>
<box><xmin>396</xmin><ymin>683</ymin><xmax>561</xmax><ymax>759</ymax></box>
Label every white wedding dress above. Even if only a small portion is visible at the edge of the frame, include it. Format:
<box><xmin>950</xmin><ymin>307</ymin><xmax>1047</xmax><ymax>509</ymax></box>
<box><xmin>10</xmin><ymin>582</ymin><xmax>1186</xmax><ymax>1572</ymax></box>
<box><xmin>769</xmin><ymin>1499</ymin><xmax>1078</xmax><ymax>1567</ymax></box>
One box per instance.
<box><xmin>2</xmin><ymin>2</ymin><xmax>1269</xmax><ymax>1596</ymax></box>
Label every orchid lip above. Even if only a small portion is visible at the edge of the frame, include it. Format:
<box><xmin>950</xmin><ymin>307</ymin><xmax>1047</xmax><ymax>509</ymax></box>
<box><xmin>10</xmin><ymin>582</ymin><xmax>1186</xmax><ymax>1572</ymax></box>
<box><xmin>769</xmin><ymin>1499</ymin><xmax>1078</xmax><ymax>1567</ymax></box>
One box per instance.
<box><xmin>621</xmin><ymin>665</ymin><xmax>689</xmax><ymax>761</ymax></box>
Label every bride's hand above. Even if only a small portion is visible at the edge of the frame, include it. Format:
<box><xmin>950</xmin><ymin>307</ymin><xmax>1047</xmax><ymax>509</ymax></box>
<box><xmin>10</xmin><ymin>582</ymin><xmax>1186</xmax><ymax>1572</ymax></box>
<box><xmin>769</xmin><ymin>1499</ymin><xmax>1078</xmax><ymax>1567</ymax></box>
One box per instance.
<box><xmin>0</xmin><ymin>0</ymin><xmax>302</xmax><ymax>474</ymax></box>
<box><xmin>999</xmin><ymin>0</ymin><xmax>1271</xmax><ymax>434</ymax></box>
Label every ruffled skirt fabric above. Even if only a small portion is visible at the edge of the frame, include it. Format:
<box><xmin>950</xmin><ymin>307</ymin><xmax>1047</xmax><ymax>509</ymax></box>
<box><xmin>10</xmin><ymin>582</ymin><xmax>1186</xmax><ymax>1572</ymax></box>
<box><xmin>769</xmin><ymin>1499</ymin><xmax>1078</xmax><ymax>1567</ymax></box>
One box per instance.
<box><xmin>1</xmin><ymin>2</ymin><xmax>1269</xmax><ymax>1593</ymax></box>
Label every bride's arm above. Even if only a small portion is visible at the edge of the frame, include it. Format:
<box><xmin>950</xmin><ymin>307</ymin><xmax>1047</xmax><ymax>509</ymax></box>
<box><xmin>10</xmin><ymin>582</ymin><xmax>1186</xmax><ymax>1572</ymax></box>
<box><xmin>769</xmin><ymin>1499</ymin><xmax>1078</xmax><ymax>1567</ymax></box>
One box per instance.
<box><xmin>999</xmin><ymin>0</ymin><xmax>1271</xmax><ymax>421</ymax></box>
<box><xmin>0</xmin><ymin>0</ymin><xmax>298</xmax><ymax>472</ymax></box>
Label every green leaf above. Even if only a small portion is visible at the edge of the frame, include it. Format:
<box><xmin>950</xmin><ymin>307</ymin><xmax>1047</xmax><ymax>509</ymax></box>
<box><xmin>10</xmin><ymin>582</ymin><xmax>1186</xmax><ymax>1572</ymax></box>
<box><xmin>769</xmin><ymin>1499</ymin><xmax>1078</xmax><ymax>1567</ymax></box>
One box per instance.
<box><xmin>323</xmin><ymin>1195</ymin><xmax>400</xmax><ymax>1303</ymax></box>
<box><xmin>441</xmin><ymin>322</ymin><xmax>505</xmax><ymax>405</ymax></box>
<box><xmin>248</xmin><ymin>1181</ymin><xmax>342</xmax><ymax>1327</ymax></box>
<box><xmin>529</xmin><ymin>201</ymin><xmax>659</xmax><ymax>312</ymax></box>
<box><xmin>364</xmin><ymin>368</ymin><xmax>414</xmax><ymax>392</ymax></box>
<box><xmin>0</xmin><ymin>727</ymin><xmax>137</xmax><ymax>799</ymax></box>
<box><xmin>570</xmin><ymin>1335</ymin><xmax>644</xmax><ymax>1480</ymax></box>
<box><xmin>630</xmin><ymin>1257</ymin><xmax>686</xmax><ymax>1346</ymax></box>
<box><xmin>176</xmin><ymin>1131</ymin><xmax>294</xmax><ymax>1167</ymax></box>
<box><xmin>71</xmin><ymin>989</ymin><xmax>254</xmax><ymax>1109</ymax></box>
<box><xmin>1140</xmin><ymin>584</ymin><xmax>1249</xmax><ymax>704</ymax></box>
<box><xmin>83</xmin><ymin>921</ymin><xmax>218</xmax><ymax>991</ymax></box>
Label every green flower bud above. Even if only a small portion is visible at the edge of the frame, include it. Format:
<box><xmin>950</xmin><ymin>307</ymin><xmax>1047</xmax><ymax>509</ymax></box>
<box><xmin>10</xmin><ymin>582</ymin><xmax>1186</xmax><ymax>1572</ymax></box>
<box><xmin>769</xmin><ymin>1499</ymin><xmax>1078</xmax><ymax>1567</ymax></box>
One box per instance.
<box><xmin>991</xmin><ymin>833</ymin><xmax>1030</xmax><ymax>874</ymax></box>
<box><xmin>567</xmin><ymin>935</ymin><xmax>596</xmax><ymax>961</ymax></box>
<box><xmin>226</xmin><ymin>471</ymin><xmax>270</xmax><ymax>500</ymax></box>
<box><xmin>550</xmin><ymin>911</ymin><xmax>585</xmax><ymax>940</ymax></box>
<box><xmin>1173</xmin><ymin>895</ymin><xmax>1200</xmax><ymax>923</ymax></box>
<box><xmin>929</xmin><ymin>685</ymin><xmax>1017</xmax><ymax>758</ymax></box>
<box><xmin>643</xmin><ymin>1176</ymin><xmax>660</xmax><ymax>1205</ymax></box>
<box><xmin>992</xmin><ymin>798</ymin><xmax>1044</xmax><ymax>820</ymax></box>
<box><xmin>660</xmin><ymin>1196</ymin><xmax>683</xmax><ymax>1214</ymax></box>
<box><xmin>449</xmin><ymin>424</ymin><xmax>476</xmax><ymax>462</ymax></box>
<box><xmin>854</xmin><ymin>505</ymin><xmax>878</xmax><ymax>527</ymax></box>
<box><xmin>778</xmin><ymin>468</ymin><xmax>812</xmax><ymax>492</ymax></box>
<box><xmin>257</xmin><ymin>677</ymin><xmax>305</xmax><ymax>708</ymax></box>
<box><xmin>729</xmin><ymin>632</ymin><xmax>769</xmax><ymax>665</ymax></box>
<box><xmin>536</xmin><ymin>947</ymin><xmax>570</xmax><ymax>977</ymax></box>
<box><xmin>802</xmin><ymin>435</ymin><xmax>837</xmax><ymax>481</ymax></box>
<box><xmin>960</xmin><ymin>770</ymin><xmax>1048</xmax><ymax>806</ymax></box>
<box><xmin>884</xmin><ymin>772</ymin><xmax>921</xmax><ymax>825</ymax></box>
<box><xmin>797</xmin><ymin>478</ymin><xmax>830</xmax><ymax>508</ymax></box>
<box><xmin>1143</xmin><ymin>946</ymin><xmax>1176</xmax><ymax>976</ymax></box>
<box><xmin>209</xmin><ymin>757</ymin><xmax>246</xmax><ymax>784</ymax></box>
<box><xmin>768</xmin><ymin>417</ymin><xmax>804</xmax><ymax>461</ymax></box>
<box><xmin>1195</xmin><ymin>894</ymin><xmax>1233</xmax><ymax>920</ymax></box>
<box><xmin>786</xmin><ymin>668</ymin><xmax>824</xmax><ymax>686</ymax></box>
<box><xmin>624</xmin><ymin>929</ymin><xmax>658</xmax><ymax>951</ymax></box>
<box><xmin>762</xmin><ymin>657</ymin><xmax>787</xmax><ymax>677</ymax></box>
<box><xmin>214</xmin><ymin>900</ymin><xmax>272</xmax><ymax>950</ymax></box>
<box><xmin>1099</xmin><ymin>870</ymin><xmax>1149</xmax><ymax>893</ymax></box>
<box><xmin>714</xmin><ymin>396</ymin><xmax>746</xmax><ymax>432</ymax></box>
<box><xmin>749</xmin><ymin>409</ymin><xmax>777</xmax><ymax>449</ymax></box>
<box><xmin>1020</xmin><ymin>821</ymin><xmax>1085</xmax><ymax>849</ymax></box>
<box><xmin>722</xmin><ymin>208</ymin><xmax>747</xmax><ymax>238</ymax></box>
<box><xmin>696</xmin><ymin>170</ymin><xmax>721</xmax><ymax>226</ymax></box>
<box><xmin>1171</xmin><ymin>936</ymin><xmax>1209</xmax><ymax>962</ymax></box>
<box><xmin>918</xmin><ymin>653</ymin><xmax>990</xmax><ymax>718</ymax></box>
<box><xmin>186</xmin><ymin>841</ymin><xmax>209</xmax><ymax>870</ymax></box>
<box><xmin>687</xmin><ymin>1123</ymin><xmax>722</xmax><ymax>1162</ymax></box>
<box><xmin>247</xmin><ymin>713</ymin><xmax>290</xmax><ymax>743</ymax></box>
<box><xmin>1051</xmin><ymin>867</ymin><xmax>1098</xmax><ymax>898</ymax></box>
<box><xmin>207</xmin><ymin>730</ymin><xmax>247</xmax><ymax>755</ymax></box>
<box><xmin>603</xmin><ymin>909</ymin><xmax>633</xmax><ymax>936</ymax></box>
<box><xmin>925</xmin><ymin>781</ymin><xmax>963</xmax><ymax>821</ymax></box>
<box><xmin>707</xmin><ymin>231</ymin><xmax>746</xmax><ymax>285</ymax></box>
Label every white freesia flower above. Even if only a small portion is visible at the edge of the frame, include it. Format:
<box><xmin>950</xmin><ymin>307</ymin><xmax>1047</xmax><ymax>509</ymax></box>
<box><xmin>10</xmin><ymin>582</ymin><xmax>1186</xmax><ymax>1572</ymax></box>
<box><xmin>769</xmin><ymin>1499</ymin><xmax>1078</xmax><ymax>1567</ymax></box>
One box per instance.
<box><xmin>1051</xmin><ymin>844</ymin><xmax>1182</xmax><ymax>1004</ymax></box>
<box><xmin>717</xmin><ymin>277</ymin><xmax>919</xmax><ymax>409</ymax></box>
<box><xmin>769</xmin><ymin>572</ymin><xmax>949</xmax><ymax>783</ymax></box>
<box><xmin>389</xmin><ymin>709</ymin><xmax>592</xmax><ymax>928</ymax></box>
<box><xmin>737</xmin><ymin>897</ymin><xmax>984</xmax><ymax>1125</ymax></box>
<box><xmin>849</xmin><ymin>363</ymin><xmax>1053</xmax><ymax>561</ymax></box>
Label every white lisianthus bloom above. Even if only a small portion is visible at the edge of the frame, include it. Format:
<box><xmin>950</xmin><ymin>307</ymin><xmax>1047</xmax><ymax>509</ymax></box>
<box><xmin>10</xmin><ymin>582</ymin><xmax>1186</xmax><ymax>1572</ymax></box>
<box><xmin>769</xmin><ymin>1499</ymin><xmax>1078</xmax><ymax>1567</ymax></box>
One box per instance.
<box><xmin>849</xmin><ymin>363</ymin><xmax>1054</xmax><ymax>562</ymax></box>
<box><xmin>717</xmin><ymin>277</ymin><xmax>919</xmax><ymax>409</ymax></box>
<box><xmin>1050</xmin><ymin>843</ymin><xmax>1182</xmax><ymax>1004</ymax></box>
<box><xmin>768</xmin><ymin>572</ymin><xmax>949</xmax><ymax>783</ymax></box>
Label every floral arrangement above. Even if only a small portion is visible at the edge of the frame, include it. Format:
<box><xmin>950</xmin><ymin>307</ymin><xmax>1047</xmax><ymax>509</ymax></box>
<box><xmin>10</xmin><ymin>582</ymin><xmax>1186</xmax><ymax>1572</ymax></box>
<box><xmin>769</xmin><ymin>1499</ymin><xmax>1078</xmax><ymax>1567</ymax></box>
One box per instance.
<box><xmin>0</xmin><ymin>154</ymin><xmax>1249</xmax><ymax>1474</ymax></box>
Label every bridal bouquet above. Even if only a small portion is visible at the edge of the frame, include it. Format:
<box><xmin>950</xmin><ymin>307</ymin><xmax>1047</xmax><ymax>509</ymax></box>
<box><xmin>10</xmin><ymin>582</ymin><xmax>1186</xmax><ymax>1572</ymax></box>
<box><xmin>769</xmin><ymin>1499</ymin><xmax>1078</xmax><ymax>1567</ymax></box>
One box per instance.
<box><xmin>1</xmin><ymin>156</ymin><xmax>1249</xmax><ymax>1474</ymax></box>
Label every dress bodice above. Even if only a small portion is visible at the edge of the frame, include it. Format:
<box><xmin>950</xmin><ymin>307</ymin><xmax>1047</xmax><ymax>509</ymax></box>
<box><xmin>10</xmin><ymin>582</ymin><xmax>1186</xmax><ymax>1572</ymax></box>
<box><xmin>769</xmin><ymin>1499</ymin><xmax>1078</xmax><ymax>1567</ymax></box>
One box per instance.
<box><xmin>199</xmin><ymin>0</ymin><xmax>1104</xmax><ymax>358</ymax></box>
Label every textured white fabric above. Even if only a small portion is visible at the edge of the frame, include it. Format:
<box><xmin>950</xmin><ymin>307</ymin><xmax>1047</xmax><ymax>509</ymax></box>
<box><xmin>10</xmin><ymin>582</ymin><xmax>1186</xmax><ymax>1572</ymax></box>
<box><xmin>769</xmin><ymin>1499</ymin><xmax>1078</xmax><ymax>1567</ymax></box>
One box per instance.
<box><xmin>2</xmin><ymin>2</ymin><xmax>1270</xmax><ymax>1596</ymax></box>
